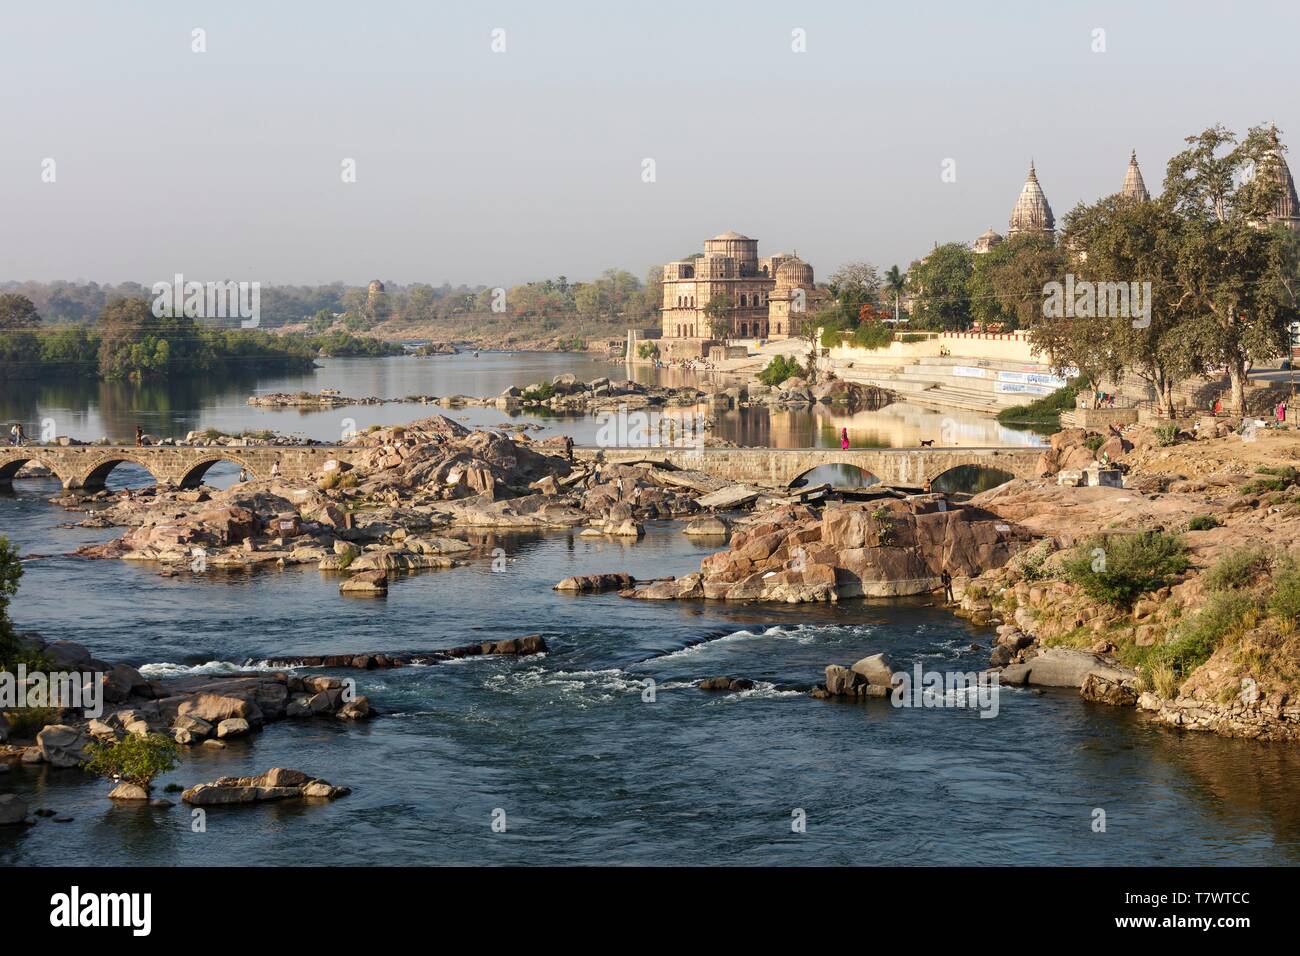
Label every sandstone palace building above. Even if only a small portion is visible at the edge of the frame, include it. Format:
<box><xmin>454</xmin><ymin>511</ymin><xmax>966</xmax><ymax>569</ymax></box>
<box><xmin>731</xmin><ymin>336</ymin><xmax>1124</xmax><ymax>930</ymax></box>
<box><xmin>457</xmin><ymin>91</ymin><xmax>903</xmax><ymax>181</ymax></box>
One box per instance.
<box><xmin>660</xmin><ymin>231</ymin><xmax>822</xmax><ymax>342</ymax></box>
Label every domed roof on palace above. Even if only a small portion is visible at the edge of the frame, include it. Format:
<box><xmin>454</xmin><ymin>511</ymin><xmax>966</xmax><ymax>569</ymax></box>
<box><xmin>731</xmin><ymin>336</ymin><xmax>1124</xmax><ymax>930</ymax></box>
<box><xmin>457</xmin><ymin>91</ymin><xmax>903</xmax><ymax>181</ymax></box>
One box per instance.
<box><xmin>711</xmin><ymin>230</ymin><xmax>752</xmax><ymax>241</ymax></box>
<box><xmin>775</xmin><ymin>256</ymin><xmax>814</xmax><ymax>287</ymax></box>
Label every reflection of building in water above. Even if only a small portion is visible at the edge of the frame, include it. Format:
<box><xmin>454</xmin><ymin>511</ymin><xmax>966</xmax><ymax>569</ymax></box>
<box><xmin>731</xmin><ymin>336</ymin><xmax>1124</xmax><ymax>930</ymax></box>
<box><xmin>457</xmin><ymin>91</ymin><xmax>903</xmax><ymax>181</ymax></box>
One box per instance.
<box><xmin>660</xmin><ymin>231</ymin><xmax>823</xmax><ymax>341</ymax></box>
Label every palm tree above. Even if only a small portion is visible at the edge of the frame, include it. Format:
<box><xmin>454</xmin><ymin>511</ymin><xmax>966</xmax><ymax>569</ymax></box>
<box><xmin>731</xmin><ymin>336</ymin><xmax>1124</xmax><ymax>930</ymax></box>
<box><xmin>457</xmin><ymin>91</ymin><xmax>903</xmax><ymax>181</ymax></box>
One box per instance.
<box><xmin>883</xmin><ymin>265</ymin><xmax>906</xmax><ymax>324</ymax></box>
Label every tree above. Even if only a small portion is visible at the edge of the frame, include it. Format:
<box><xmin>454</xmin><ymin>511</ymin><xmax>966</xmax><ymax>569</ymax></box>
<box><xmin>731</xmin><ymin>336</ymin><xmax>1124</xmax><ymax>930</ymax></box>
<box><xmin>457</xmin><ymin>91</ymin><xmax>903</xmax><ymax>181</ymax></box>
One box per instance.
<box><xmin>0</xmin><ymin>293</ymin><xmax>41</xmax><ymax>330</ymax></box>
<box><xmin>825</xmin><ymin>261</ymin><xmax>881</xmax><ymax>328</ymax></box>
<box><xmin>968</xmin><ymin>234</ymin><xmax>1066</xmax><ymax>331</ymax></box>
<box><xmin>702</xmin><ymin>293</ymin><xmax>734</xmax><ymax>342</ymax></box>
<box><xmin>83</xmin><ymin>733</ymin><xmax>179</xmax><ymax>791</ymax></box>
<box><xmin>906</xmin><ymin>243</ymin><xmax>974</xmax><ymax>330</ymax></box>
<box><xmin>1161</xmin><ymin>124</ymin><xmax>1300</xmax><ymax>413</ymax></box>
<box><xmin>883</xmin><ymin>265</ymin><xmax>906</xmax><ymax>322</ymax></box>
<box><xmin>0</xmin><ymin>536</ymin><xmax>39</xmax><ymax>672</ymax></box>
<box><xmin>1055</xmin><ymin>195</ymin><xmax>1205</xmax><ymax>417</ymax></box>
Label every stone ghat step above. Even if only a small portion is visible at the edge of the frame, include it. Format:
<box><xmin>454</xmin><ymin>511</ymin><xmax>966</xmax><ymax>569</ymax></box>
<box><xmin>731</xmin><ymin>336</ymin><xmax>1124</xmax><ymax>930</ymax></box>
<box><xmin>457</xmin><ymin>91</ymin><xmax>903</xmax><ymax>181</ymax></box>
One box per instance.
<box><xmin>841</xmin><ymin>380</ymin><xmax>1008</xmax><ymax>413</ymax></box>
<box><xmin>258</xmin><ymin>635</ymin><xmax>548</xmax><ymax>669</ymax></box>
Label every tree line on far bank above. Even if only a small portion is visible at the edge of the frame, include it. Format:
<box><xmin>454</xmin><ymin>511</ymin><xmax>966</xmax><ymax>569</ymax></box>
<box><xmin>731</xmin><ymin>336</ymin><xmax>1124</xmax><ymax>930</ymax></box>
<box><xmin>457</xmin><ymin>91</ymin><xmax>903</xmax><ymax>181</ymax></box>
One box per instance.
<box><xmin>0</xmin><ymin>296</ymin><xmax>395</xmax><ymax>382</ymax></box>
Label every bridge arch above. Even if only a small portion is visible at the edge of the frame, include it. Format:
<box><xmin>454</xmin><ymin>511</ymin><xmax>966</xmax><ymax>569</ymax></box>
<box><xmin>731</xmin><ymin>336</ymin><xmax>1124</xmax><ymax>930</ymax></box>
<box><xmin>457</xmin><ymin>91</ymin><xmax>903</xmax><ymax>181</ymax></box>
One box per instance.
<box><xmin>76</xmin><ymin>454</ymin><xmax>166</xmax><ymax>490</ymax></box>
<box><xmin>0</xmin><ymin>453</ymin><xmax>70</xmax><ymax>488</ymax></box>
<box><xmin>788</xmin><ymin>462</ymin><xmax>881</xmax><ymax>489</ymax></box>
<box><xmin>928</xmin><ymin>462</ymin><xmax>1016</xmax><ymax>494</ymax></box>
<box><xmin>177</xmin><ymin>455</ymin><xmax>254</xmax><ymax>489</ymax></box>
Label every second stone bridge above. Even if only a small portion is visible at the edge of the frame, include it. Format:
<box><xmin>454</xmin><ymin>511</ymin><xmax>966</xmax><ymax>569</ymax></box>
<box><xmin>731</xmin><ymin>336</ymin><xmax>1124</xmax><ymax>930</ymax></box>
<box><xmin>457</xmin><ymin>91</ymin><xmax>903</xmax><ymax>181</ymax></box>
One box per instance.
<box><xmin>574</xmin><ymin>445</ymin><xmax>1042</xmax><ymax>488</ymax></box>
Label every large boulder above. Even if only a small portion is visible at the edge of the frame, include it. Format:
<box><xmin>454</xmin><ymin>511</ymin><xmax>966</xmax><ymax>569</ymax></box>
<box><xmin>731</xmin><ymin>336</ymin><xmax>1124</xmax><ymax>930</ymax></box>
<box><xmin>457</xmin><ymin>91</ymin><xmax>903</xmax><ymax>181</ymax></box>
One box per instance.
<box><xmin>0</xmin><ymin>793</ymin><xmax>29</xmax><ymax>825</ymax></box>
<box><xmin>340</xmin><ymin>569</ymin><xmax>389</xmax><ymax>594</ymax></box>
<box><xmin>101</xmin><ymin>663</ymin><xmax>150</xmax><ymax>704</ymax></box>
<box><xmin>108</xmin><ymin>782</ymin><xmax>150</xmax><ymax>800</ymax></box>
<box><xmin>850</xmin><ymin>653</ymin><xmax>898</xmax><ymax>687</ymax></box>
<box><xmin>177</xmin><ymin>693</ymin><xmax>255</xmax><ymax>724</ymax></box>
<box><xmin>554</xmin><ymin>573</ymin><xmax>635</xmax><ymax>592</ymax></box>
<box><xmin>824</xmin><ymin>665</ymin><xmax>861</xmax><ymax>696</ymax></box>
<box><xmin>36</xmin><ymin>724</ymin><xmax>90</xmax><ymax>768</ymax></box>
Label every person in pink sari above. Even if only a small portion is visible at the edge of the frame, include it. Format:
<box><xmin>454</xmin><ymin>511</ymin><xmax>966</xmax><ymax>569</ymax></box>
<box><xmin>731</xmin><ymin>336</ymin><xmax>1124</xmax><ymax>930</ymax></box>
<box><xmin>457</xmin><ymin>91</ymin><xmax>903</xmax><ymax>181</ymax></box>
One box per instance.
<box><xmin>840</xmin><ymin>427</ymin><xmax>850</xmax><ymax>450</ymax></box>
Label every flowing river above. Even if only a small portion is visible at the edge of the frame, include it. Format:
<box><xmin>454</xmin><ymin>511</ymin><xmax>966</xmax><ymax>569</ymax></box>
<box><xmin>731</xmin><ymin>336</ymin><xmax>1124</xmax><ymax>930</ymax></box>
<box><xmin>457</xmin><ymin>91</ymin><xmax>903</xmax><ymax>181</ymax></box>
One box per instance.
<box><xmin>2</xmin><ymin>354</ymin><xmax>1299</xmax><ymax>865</ymax></box>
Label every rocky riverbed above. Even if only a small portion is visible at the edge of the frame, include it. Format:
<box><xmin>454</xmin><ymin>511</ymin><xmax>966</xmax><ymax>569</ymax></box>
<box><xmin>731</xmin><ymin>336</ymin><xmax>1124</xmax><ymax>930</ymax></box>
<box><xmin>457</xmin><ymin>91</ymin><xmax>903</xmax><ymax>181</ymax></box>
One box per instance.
<box><xmin>24</xmin><ymin>408</ymin><xmax>1300</xmax><ymax>746</ymax></box>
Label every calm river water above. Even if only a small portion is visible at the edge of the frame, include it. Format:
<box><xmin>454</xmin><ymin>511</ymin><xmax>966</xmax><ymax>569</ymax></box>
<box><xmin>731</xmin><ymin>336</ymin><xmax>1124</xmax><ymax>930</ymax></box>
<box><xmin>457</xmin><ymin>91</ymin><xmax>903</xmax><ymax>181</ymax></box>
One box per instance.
<box><xmin>3</xmin><ymin>355</ymin><xmax>1298</xmax><ymax>865</ymax></box>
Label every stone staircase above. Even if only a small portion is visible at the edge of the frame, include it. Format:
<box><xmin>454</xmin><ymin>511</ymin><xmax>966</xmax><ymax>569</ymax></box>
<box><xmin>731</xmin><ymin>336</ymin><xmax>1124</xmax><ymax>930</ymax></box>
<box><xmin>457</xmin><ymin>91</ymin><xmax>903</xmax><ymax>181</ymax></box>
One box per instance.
<box><xmin>832</xmin><ymin>356</ymin><xmax>1061</xmax><ymax>413</ymax></box>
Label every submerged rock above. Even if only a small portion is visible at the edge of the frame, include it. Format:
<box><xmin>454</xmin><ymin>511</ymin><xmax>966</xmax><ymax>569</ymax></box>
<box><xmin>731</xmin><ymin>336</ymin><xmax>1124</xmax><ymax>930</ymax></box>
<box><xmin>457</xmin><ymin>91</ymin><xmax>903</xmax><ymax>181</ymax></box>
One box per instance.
<box><xmin>181</xmin><ymin>768</ymin><xmax>351</xmax><ymax>806</ymax></box>
<box><xmin>554</xmin><ymin>573</ymin><xmax>636</xmax><ymax>593</ymax></box>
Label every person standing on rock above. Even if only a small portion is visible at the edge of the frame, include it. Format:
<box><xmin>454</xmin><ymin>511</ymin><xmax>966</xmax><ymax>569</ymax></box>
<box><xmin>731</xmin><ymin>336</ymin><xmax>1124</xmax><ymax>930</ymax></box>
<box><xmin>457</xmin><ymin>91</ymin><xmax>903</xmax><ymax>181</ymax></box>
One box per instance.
<box><xmin>840</xmin><ymin>427</ymin><xmax>850</xmax><ymax>450</ymax></box>
<box><xmin>270</xmin><ymin>460</ymin><xmax>280</xmax><ymax>479</ymax></box>
<box><xmin>940</xmin><ymin>568</ymin><xmax>954</xmax><ymax>604</ymax></box>
<box><xmin>238</xmin><ymin>466</ymin><xmax>249</xmax><ymax>483</ymax></box>
<box><xmin>563</xmin><ymin>435</ymin><xmax>574</xmax><ymax>461</ymax></box>
<box><xmin>134</xmin><ymin>425</ymin><xmax>143</xmax><ymax>446</ymax></box>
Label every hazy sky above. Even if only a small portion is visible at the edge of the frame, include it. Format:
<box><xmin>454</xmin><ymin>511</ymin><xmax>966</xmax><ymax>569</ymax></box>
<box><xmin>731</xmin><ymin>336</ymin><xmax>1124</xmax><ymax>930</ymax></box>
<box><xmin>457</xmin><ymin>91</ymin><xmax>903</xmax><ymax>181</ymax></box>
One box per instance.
<box><xmin>1</xmin><ymin>0</ymin><xmax>1295</xmax><ymax>288</ymax></box>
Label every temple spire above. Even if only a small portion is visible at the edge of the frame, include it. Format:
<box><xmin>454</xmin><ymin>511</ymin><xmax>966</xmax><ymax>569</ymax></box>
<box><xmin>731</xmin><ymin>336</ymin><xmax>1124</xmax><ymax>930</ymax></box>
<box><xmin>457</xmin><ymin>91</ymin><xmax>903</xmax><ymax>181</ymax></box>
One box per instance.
<box><xmin>1263</xmin><ymin>126</ymin><xmax>1300</xmax><ymax>232</ymax></box>
<box><xmin>1121</xmin><ymin>150</ymin><xmax>1150</xmax><ymax>203</ymax></box>
<box><xmin>1009</xmin><ymin>162</ymin><xmax>1055</xmax><ymax>239</ymax></box>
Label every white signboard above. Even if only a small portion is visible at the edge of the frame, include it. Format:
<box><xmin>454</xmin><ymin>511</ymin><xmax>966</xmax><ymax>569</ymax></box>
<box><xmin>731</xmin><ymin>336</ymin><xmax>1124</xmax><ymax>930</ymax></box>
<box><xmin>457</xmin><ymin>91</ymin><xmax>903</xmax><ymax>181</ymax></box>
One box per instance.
<box><xmin>995</xmin><ymin>381</ymin><xmax>1055</xmax><ymax>396</ymax></box>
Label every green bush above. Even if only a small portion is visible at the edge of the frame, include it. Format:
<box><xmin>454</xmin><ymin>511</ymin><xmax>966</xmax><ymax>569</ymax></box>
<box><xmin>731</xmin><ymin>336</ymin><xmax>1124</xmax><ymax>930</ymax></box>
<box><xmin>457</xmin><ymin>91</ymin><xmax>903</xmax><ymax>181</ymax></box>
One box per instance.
<box><xmin>2</xmin><ymin>706</ymin><xmax>57</xmax><ymax>739</ymax></box>
<box><xmin>83</xmin><ymin>733</ymin><xmax>179</xmax><ymax>789</ymax></box>
<box><xmin>1137</xmin><ymin>591</ymin><xmax>1255</xmax><ymax>683</ymax></box>
<box><xmin>1203</xmin><ymin>547</ymin><xmax>1270</xmax><ymax>591</ymax></box>
<box><xmin>1154</xmin><ymin>423</ymin><xmax>1180</xmax><ymax>446</ymax></box>
<box><xmin>1256</xmin><ymin>465</ymin><xmax>1300</xmax><ymax>482</ymax></box>
<box><xmin>1186</xmin><ymin>515</ymin><xmax>1220</xmax><ymax>532</ymax></box>
<box><xmin>996</xmin><ymin>383</ymin><xmax>1080</xmax><ymax>425</ymax></box>
<box><xmin>1083</xmin><ymin>433</ymin><xmax>1105</xmax><ymax>452</ymax></box>
<box><xmin>759</xmin><ymin>354</ymin><xmax>802</xmax><ymax>386</ymax></box>
<box><xmin>1061</xmin><ymin>530</ymin><xmax>1189</xmax><ymax>608</ymax></box>
<box><xmin>0</xmin><ymin>535</ymin><xmax>41</xmax><ymax>672</ymax></box>
<box><xmin>1267</xmin><ymin>555</ymin><xmax>1300</xmax><ymax>628</ymax></box>
<box><xmin>849</xmin><ymin>322</ymin><xmax>894</xmax><ymax>350</ymax></box>
<box><xmin>522</xmin><ymin>381</ymin><xmax>556</xmax><ymax>402</ymax></box>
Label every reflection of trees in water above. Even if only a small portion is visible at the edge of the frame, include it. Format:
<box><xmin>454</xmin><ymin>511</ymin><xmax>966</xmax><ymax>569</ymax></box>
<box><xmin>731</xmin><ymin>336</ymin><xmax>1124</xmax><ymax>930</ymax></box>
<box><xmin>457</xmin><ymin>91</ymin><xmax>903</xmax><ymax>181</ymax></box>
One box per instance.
<box><xmin>12</xmin><ymin>371</ymin><xmax>261</xmax><ymax>441</ymax></box>
<box><xmin>932</xmin><ymin>465</ymin><xmax>1014</xmax><ymax>494</ymax></box>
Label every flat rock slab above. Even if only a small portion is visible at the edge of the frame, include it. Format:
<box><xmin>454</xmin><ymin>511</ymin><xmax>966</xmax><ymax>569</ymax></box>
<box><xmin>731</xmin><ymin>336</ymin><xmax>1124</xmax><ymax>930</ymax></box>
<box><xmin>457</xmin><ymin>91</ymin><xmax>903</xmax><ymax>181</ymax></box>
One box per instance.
<box><xmin>695</xmin><ymin>486</ymin><xmax>763</xmax><ymax>510</ymax></box>
<box><xmin>999</xmin><ymin>648</ymin><xmax>1134</xmax><ymax>688</ymax></box>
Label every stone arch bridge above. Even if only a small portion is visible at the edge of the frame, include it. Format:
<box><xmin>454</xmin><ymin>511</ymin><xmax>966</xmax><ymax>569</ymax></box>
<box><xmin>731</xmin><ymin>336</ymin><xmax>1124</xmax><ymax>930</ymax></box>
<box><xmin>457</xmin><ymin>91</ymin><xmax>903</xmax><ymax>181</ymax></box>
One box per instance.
<box><xmin>575</xmin><ymin>445</ymin><xmax>1042</xmax><ymax>488</ymax></box>
<box><xmin>0</xmin><ymin>443</ymin><xmax>1042</xmax><ymax>492</ymax></box>
<box><xmin>0</xmin><ymin>445</ymin><xmax>358</xmax><ymax>491</ymax></box>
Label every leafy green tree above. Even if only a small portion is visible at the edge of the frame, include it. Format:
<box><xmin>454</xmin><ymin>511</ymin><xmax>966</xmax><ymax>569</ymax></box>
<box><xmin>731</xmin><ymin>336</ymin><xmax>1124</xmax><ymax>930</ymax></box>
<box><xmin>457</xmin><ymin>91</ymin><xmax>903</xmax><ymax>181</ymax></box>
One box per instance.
<box><xmin>883</xmin><ymin>265</ymin><xmax>906</xmax><ymax>322</ymax></box>
<box><xmin>906</xmin><ymin>243</ymin><xmax>974</xmax><ymax>330</ymax></box>
<box><xmin>0</xmin><ymin>293</ymin><xmax>42</xmax><ymax>330</ymax></box>
<box><xmin>0</xmin><ymin>536</ymin><xmax>27</xmax><ymax>670</ymax></box>
<box><xmin>1062</xmin><ymin>531</ymin><xmax>1189</xmax><ymax>608</ymax></box>
<box><xmin>1161</xmin><ymin>124</ymin><xmax>1300</xmax><ymax>413</ymax></box>
<box><xmin>83</xmin><ymin>733</ymin><xmax>179</xmax><ymax>790</ymax></box>
<box><xmin>969</xmin><ymin>234</ymin><xmax>1067</xmax><ymax>331</ymax></box>
<box><xmin>703</xmin><ymin>293</ymin><xmax>734</xmax><ymax>341</ymax></box>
